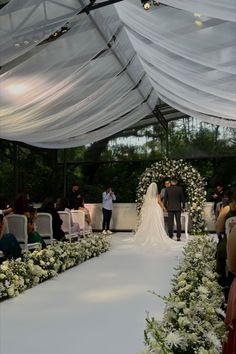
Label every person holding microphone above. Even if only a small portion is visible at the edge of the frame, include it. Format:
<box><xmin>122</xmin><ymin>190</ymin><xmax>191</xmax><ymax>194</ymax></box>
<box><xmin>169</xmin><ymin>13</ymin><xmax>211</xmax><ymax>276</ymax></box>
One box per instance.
<box><xmin>102</xmin><ymin>186</ymin><xmax>116</xmax><ymax>235</ymax></box>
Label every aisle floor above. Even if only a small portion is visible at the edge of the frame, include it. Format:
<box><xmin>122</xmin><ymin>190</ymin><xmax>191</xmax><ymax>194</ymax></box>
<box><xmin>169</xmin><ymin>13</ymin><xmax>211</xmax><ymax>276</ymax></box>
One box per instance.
<box><xmin>0</xmin><ymin>233</ymin><xmax>184</xmax><ymax>354</ymax></box>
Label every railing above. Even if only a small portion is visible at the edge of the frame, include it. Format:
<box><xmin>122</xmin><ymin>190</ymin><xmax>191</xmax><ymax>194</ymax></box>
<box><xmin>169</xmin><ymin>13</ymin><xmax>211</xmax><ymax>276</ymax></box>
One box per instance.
<box><xmin>32</xmin><ymin>202</ymin><xmax>217</xmax><ymax>232</ymax></box>
<box><xmin>84</xmin><ymin>202</ymin><xmax>217</xmax><ymax>232</ymax></box>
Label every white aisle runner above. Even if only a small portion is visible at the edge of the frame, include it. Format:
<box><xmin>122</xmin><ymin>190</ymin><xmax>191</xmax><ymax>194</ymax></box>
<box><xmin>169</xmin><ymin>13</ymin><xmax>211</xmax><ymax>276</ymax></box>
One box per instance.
<box><xmin>0</xmin><ymin>233</ymin><xmax>183</xmax><ymax>354</ymax></box>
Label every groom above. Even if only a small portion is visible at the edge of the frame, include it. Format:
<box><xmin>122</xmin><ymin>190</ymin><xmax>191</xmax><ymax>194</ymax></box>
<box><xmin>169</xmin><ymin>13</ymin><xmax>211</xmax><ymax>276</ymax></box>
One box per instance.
<box><xmin>164</xmin><ymin>179</ymin><xmax>185</xmax><ymax>241</ymax></box>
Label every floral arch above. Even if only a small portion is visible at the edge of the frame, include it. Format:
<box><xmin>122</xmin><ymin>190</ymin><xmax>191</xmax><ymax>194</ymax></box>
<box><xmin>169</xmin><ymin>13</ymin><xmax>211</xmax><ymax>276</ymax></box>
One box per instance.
<box><xmin>136</xmin><ymin>159</ymin><xmax>207</xmax><ymax>235</ymax></box>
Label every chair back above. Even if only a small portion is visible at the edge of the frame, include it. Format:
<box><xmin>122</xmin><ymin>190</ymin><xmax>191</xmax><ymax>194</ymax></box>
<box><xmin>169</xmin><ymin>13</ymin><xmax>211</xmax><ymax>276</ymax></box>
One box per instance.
<box><xmin>36</xmin><ymin>213</ymin><xmax>53</xmax><ymax>244</ymax></box>
<box><xmin>71</xmin><ymin>210</ymin><xmax>85</xmax><ymax>229</ymax></box>
<box><xmin>225</xmin><ymin>216</ymin><xmax>236</xmax><ymax>237</ymax></box>
<box><xmin>6</xmin><ymin>214</ymin><xmax>41</xmax><ymax>251</ymax></box>
<box><xmin>6</xmin><ymin>214</ymin><xmax>28</xmax><ymax>246</ymax></box>
<box><xmin>71</xmin><ymin>210</ymin><xmax>91</xmax><ymax>237</ymax></box>
<box><xmin>58</xmin><ymin>211</ymin><xmax>72</xmax><ymax>234</ymax></box>
<box><xmin>58</xmin><ymin>211</ymin><xmax>79</xmax><ymax>241</ymax></box>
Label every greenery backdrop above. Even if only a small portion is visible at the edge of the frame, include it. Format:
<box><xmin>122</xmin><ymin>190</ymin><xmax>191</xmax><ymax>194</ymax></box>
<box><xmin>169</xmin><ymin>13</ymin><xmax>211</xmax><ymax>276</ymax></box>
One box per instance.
<box><xmin>0</xmin><ymin>118</ymin><xmax>235</xmax><ymax>203</ymax></box>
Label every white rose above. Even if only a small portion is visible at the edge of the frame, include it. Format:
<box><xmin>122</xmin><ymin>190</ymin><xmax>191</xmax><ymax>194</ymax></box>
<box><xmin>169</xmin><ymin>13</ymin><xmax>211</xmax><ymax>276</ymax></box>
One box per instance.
<box><xmin>1</xmin><ymin>263</ymin><xmax>9</xmax><ymax>271</ymax></box>
<box><xmin>178</xmin><ymin>280</ymin><xmax>187</xmax><ymax>288</ymax></box>
<box><xmin>7</xmin><ymin>286</ymin><xmax>15</xmax><ymax>297</ymax></box>
<box><xmin>33</xmin><ymin>277</ymin><xmax>40</xmax><ymax>285</ymax></box>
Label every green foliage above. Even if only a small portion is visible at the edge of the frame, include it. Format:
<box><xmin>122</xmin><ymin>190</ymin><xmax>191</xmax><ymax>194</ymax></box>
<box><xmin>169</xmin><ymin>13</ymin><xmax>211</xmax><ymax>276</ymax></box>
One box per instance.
<box><xmin>0</xmin><ymin>120</ymin><xmax>235</xmax><ymax>202</ymax></box>
<box><xmin>143</xmin><ymin>236</ymin><xmax>226</xmax><ymax>354</ymax></box>
<box><xmin>136</xmin><ymin>159</ymin><xmax>207</xmax><ymax>234</ymax></box>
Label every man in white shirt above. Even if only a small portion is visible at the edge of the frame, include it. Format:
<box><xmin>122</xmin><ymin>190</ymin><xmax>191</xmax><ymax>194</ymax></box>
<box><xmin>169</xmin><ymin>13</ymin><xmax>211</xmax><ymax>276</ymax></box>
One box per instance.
<box><xmin>102</xmin><ymin>186</ymin><xmax>116</xmax><ymax>235</ymax></box>
<box><xmin>160</xmin><ymin>180</ymin><xmax>171</xmax><ymax>232</ymax></box>
<box><xmin>160</xmin><ymin>180</ymin><xmax>171</xmax><ymax>201</ymax></box>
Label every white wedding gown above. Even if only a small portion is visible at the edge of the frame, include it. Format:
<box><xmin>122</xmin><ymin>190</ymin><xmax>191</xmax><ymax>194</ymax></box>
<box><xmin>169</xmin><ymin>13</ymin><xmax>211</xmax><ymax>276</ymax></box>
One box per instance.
<box><xmin>134</xmin><ymin>182</ymin><xmax>181</xmax><ymax>248</ymax></box>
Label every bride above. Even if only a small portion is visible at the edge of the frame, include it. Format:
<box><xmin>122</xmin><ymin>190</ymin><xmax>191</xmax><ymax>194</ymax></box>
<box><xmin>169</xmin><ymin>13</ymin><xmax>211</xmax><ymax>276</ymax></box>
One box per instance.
<box><xmin>134</xmin><ymin>182</ymin><xmax>180</xmax><ymax>247</ymax></box>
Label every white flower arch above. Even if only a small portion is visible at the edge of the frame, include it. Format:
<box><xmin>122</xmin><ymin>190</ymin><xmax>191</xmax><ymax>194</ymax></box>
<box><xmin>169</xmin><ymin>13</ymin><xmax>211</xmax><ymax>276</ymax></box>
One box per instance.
<box><xmin>136</xmin><ymin>158</ymin><xmax>207</xmax><ymax>235</ymax></box>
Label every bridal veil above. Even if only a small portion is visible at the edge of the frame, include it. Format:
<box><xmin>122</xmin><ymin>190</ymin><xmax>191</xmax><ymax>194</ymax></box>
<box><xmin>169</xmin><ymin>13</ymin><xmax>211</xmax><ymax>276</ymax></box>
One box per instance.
<box><xmin>134</xmin><ymin>182</ymin><xmax>180</xmax><ymax>248</ymax></box>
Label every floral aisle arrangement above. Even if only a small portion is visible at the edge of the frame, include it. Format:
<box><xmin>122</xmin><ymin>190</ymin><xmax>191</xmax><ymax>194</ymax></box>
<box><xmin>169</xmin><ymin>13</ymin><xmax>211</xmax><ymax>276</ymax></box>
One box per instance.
<box><xmin>0</xmin><ymin>234</ymin><xmax>110</xmax><ymax>300</ymax></box>
<box><xmin>142</xmin><ymin>235</ymin><xmax>226</xmax><ymax>354</ymax></box>
<box><xmin>136</xmin><ymin>158</ymin><xmax>207</xmax><ymax>234</ymax></box>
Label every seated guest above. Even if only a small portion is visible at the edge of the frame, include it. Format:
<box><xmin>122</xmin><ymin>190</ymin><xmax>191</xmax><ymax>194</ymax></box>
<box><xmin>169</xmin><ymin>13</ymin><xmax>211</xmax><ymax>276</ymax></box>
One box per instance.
<box><xmin>211</xmin><ymin>183</ymin><xmax>224</xmax><ymax>217</ymax></box>
<box><xmin>222</xmin><ymin>190</ymin><xmax>231</xmax><ymax>208</ymax></box>
<box><xmin>13</xmin><ymin>194</ymin><xmax>46</xmax><ymax>249</ymax></box>
<box><xmin>74</xmin><ymin>197</ymin><xmax>92</xmax><ymax>233</ymax></box>
<box><xmin>215</xmin><ymin>190</ymin><xmax>236</xmax><ymax>288</ymax></box>
<box><xmin>39</xmin><ymin>197</ymin><xmax>65</xmax><ymax>241</ymax></box>
<box><xmin>56</xmin><ymin>197</ymin><xmax>80</xmax><ymax>234</ymax></box>
<box><xmin>223</xmin><ymin>224</ymin><xmax>236</xmax><ymax>354</ymax></box>
<box><xmin>216</xmin><ymin>190</ymin><xmax>236</xmax><ymax>234</ymax></box>
<box><xmin>0</xmin><ymin>214</ymin><xmax>21</xmax><ymax>259</ymax></box>
<box><xmin>0</xmin><ymin>194</ymin><xmax>13</xmax><ymax>216</ymax></box>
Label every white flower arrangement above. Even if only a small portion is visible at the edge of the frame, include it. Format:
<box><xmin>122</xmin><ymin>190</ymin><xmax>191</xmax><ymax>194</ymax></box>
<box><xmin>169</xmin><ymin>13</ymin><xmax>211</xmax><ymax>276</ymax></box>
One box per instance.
<box><xmin>0</xmin><ymin>234</ymin><xmax>110</xmax><ymax>300</ymax></box>
<box><xmin>136</xmin><ymin>158</ymin><xmax>207</xmax><ymax>234</ymax></box>
<box><xmin>142</xmin><ymin>235</ymin><xmax>226</xmax><ymax>354</ymax></box>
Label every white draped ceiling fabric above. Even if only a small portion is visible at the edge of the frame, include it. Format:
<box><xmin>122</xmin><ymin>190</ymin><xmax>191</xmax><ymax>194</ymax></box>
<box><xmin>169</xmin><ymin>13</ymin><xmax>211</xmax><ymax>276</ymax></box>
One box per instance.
<box><xmin>0</xmin><ymin>0</ymin><xmax>235</xmax><ymax>148</ymax></box>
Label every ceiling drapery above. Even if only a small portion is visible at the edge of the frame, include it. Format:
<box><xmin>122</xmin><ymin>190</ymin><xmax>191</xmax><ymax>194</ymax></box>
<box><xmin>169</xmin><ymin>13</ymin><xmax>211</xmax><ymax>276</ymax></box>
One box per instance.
<box><xmin>0</xmin><ymin>0</ymin><xmax>83</xmax><ymax>66</ymax></box>
<box><xmin>115</xmin><ymin>2</ymin><xmax>236</xmax><ymax>128</ymax></box>
<box><xmin>0</xmin><ymin>0</ymin><xmax>235</xmax><ymax>148</ymax></box>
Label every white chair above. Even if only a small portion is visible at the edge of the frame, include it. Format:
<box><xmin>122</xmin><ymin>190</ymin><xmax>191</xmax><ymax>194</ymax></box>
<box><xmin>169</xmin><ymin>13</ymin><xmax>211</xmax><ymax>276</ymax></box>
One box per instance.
<box><xmin>58</xmin><ymin>211</ymin><xmax>79</xmax><ymax>242</ymax></box>
<box><xmin>225</xmin><ymin>216</ymin><xmax>236</xmax><ymax>237</ymax></box>
<box><xmin>71</xmin><ymin>210</ymin><xmax>91</xmax><ymax>237</ymax></box>
<box><xmin>6</xmin><ymin>214</ymin><xmax>41</xmax><ymax>251</ymax></box>
<box><xmin>215</xmin><ymin>201</ymin><xmax>223</xmax><ymax>218</ymax></box>
<box><xmin>35</xmin><ymin>213</ymin><xmax>54</xmax><ymax>245</ymax></box>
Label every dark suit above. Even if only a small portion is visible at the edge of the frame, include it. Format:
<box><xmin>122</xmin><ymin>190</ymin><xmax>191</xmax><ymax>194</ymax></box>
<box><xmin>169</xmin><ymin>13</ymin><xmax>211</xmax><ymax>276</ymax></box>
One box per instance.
<box><xmin>66</xmin><ymin>190</ymin><xmax>79</xmax><ymax>209</ymax></box>
<box><xmin>164</xmin><ymin>185</ymin><xmax>185</xmax><ymax>239</ymax></box>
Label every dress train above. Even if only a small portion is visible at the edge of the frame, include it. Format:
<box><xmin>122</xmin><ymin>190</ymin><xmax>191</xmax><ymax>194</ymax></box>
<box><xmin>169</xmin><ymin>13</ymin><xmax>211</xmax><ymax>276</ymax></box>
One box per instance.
<box><xmin>134</xmin><ymin>183</ymin><xmax>182</xmax><ymax>248</ymax></box>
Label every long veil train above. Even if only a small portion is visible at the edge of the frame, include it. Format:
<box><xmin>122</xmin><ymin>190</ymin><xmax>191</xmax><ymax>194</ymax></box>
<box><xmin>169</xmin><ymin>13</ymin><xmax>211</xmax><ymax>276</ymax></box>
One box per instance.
<box><xmin>134</xmin><ymin>182</ymin><xmax>180</xmax><ymax>248</ymax></box>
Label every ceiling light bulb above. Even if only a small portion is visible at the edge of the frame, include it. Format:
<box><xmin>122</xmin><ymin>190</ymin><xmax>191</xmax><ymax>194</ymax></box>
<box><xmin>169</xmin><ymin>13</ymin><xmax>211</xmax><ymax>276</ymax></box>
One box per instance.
<box><xmin>143</xmin><ymin>2</ymin><xmax>151</xmax><ymax>10</ymax></box>
<box><xmin>193</xmin><ymin>12</ymin><xmax>201</xmax><ymax>18</ymax></box>
<box><xmin>195</xmin><ymin>20</ymin><xmax>203</xmax><ymax>27</ymax></box>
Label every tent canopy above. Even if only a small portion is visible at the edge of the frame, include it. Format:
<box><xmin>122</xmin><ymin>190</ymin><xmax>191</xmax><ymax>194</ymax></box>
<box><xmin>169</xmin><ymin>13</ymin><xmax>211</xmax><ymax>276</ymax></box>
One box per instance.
<box><xmin>0</xmin><ymin>0</ymin><xmax>235</xmax><ymax>148</ymax></box>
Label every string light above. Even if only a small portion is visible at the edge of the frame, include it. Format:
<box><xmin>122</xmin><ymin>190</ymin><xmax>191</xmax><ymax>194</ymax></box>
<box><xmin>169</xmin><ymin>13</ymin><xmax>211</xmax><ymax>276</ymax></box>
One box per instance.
<box><xmin>143</xmin><ymin>1</ymin><xmax>151</xmax><ymax>10</ymax></box>
<box><xmin>141</xmin><ymin>0</ymin><xmax>160</xmax><ymax>10</ymax></box>
<box><xmin>193</xmin><ymin>12</ymin><xmax>204</xmax><ymax>27</ymax></box>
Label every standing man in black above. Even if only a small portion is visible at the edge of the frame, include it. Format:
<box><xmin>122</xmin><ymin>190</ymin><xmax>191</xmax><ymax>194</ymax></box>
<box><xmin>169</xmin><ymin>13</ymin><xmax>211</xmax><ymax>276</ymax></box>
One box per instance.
<box><xmin>164</xmin><ymin>179</ymin><xmax>185</xmax><ymax>241</ymax></box>
<box><xmin>66</xmin><ymin>182</ymin><xmax>80</xmax><ymax>209</ymax></box>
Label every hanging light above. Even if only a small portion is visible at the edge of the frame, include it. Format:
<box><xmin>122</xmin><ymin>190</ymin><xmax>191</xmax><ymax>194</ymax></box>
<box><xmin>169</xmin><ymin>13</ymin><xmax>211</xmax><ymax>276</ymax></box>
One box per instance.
<box><xmin>195</xmin><ymin>20</ymin><xmax>203</xmax><ymax>27</ymax></box>
<box><xmin>141</xmin><ymin>0</ymin><xmax>161</xmax><ymax>10</ymax></box>
<box><xmin>193</xmin><ymin>12</ymin><xmax>202</xmax><ymax>18</ymax></box>
<box><xmin>193</xmin><ymin>12</ymin><xmax>204</xmax><ymax>27</ymax></box>
<box><xmin>143</xmin><ymin>1</ymin><xmax>151</xmax><ymax>10</ymax></box>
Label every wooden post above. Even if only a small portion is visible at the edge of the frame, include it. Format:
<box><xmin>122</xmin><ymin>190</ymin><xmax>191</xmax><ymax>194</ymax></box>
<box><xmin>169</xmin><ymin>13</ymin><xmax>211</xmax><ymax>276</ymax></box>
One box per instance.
<box><xmin>63</xmin><ymin>149</ymin><xmax>67</xmax><ymax>197</ymax></box>
<box><xmin>13</xmin><ymin>142</ymin><xmax>19</xmax><ymax>196</ymax></box>
<box><xmin>166</xmin><ymin>121</ymin><xmax>169</xmax><ymax>158</ymax></box>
